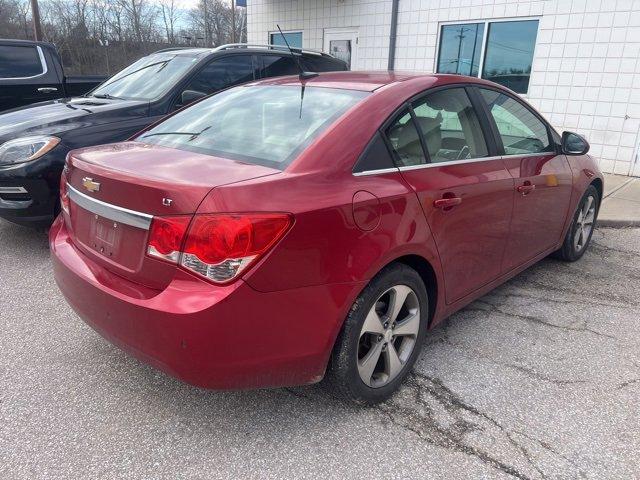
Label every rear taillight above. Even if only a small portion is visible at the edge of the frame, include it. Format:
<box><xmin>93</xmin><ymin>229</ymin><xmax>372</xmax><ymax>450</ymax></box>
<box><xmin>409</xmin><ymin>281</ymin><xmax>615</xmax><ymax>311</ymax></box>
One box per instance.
<box><xmin>147</xmin><ymin>213</ymin><xmax>292</xmax><ymax>284</ymax></box>
<box><xmin>60</xmin><ymin>172</ymin><xmax>69</xmax><ymax>215</ymax></box>
<box><xmin>147</xmin><ymin>216</ymin><xmax>191</xmax><ymax>263</ymax></box>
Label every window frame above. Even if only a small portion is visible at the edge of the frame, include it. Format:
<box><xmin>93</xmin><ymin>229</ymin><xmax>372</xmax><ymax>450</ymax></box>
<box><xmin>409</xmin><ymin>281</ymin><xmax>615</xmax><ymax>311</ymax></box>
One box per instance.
<box><xmin>379</xmin><ymin>84</ymin><xmax>499</xmax><ymax>167</ymax></box>
<box><xmin>268</xmin><ymin>30</ymin><xmax>303</xmax><ymax>49</ymax></box>
<box><xmin>351</xmin><ymin>82</ymin><xmax>559</xmax><ymax>177</ymax></box>
<box><xmin>434</xmin><ymin>17</ymin><xmax>540</xmax><ymax>96</ymax></box>
<box><xmin>0</xmin><ymin>45</ymin><xmax>48</xmax><ymax>80</ymax></box>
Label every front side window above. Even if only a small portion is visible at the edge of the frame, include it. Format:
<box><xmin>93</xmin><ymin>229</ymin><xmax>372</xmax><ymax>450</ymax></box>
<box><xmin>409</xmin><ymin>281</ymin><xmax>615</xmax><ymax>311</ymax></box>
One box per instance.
<box><xmin>137</xmin><ymin>85</ymin><xmax>368</xmax><ymax>169</ymax></box>
<box><xmin>182</xmin><ymin>56</ymin><xmax>255</xmax><ymax>96</ymax></box>
<box><xmin>0</xmin><ymin>46</ymin><xmax>43</xmax><ymax>78</ymax></box>
<box><xmin>91</xmin><ymin>54</ymin><xmax>199</xmax><ymax>100</ymax></box>
<box><xmin>436</xmin><ymin>19</ymin><xmax>539</xmax><ymax>94</ymax></box>
<box><xmin>480</xmin><ymin>88</ymin><xmax>551</xmax><ymax>155</ymax></box>
<box><xmin>412</xmin><ymin>88</ymin><xmax>488</xmax><ymax>163</ymax></box>
<box><xmin>270</xmin><ymin>32</ymin><xmax>303</xmax><ymax>49</ymax></box>
<box><xmin>386</xmin><ymin>110</ymin><xmax>426</xmax><ymax>167</ymax></box>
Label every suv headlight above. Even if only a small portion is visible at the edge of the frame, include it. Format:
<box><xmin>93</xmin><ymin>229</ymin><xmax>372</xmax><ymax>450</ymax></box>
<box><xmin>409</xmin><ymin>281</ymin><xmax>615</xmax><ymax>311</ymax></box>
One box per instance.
<box><xmin>0</xmin><ymin>136</ymin><xmax>61</xmax><ymax>166</ymax></box>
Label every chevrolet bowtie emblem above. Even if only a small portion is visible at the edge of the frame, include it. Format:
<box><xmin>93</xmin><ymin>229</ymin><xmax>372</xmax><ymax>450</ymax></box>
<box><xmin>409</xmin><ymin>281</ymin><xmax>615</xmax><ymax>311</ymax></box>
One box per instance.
<box><xmin>82</xmin><ymin>177</ymin><xmax>101</xmax><ymax>193</ymax></box>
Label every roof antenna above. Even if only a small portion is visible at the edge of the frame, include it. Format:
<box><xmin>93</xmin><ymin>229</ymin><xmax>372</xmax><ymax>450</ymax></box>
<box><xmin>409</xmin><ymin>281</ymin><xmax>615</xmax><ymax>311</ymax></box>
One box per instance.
<box><xmin>276</xmin><ymin>25</ymin><xmax>318</xmax><ymax>81</ymax></box>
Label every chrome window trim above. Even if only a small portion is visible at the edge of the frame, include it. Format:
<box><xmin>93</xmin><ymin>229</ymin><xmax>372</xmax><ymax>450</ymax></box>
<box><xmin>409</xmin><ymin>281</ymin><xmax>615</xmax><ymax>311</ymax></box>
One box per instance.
<box><xmin>398</xmin><ymin>155</ymin><xmax>504</xmax><ymax>171</ymax></box>
<box><xmin>0</xmin><ymin>186</ymin><xmax>28</xmax><ymax>193</ymax></box>
<box><xmin>68</xmin><ymin>184</ymin><xmax>153</xmax><ymax>230</ymax></box>
<box><xmin>0</xmin><ymin>46</ymin><xmax>48</xmax><ymax>81</ymax></box>
<box><xmin>353</xmin><ymin>167</ymin><xmax>400</xmax><ymax>177</ymax></box>
<box><xmin>353</xmin><ymin>151</ymin><xmax>555</xmax><ymax>176</ymax></box>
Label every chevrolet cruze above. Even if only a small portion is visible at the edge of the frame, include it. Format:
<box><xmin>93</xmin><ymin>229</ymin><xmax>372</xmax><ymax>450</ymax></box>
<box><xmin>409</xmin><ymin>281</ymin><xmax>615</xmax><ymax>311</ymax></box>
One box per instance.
<box><xmin>50</xmin><ymin>72</ymin><xmax>603</xmax><ymax>403</ymax></box>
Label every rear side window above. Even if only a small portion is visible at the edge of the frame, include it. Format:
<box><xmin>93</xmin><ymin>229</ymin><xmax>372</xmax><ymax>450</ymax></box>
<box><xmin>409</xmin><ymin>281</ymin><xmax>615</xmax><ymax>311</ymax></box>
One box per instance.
<box><xmin>260</xmin><ymin>55</ymin><xmax>299</xmax><ymax>77</ymax></box>
<box><xmin>386</xmin><ymin>110</ymin><xmax>426</xmax><ymax>167</ymax></box>
<box><xmin>411</xmin><ymin>88</ymin><xmax>488</xmax><ymax>163</ymax></box>
<box><xmin>138</xmin><ymin>85</ymin><xmax>368</xmax><ymax>169</ymax></box>
<box><xmin>302</xmin><ymin>56</ymin><xmax>348</xmax><ymax>72</ymax></box>
<box><xmin>479</xmin><ymin>89</ymin><xmax>552</xmax><ymax>155</ymax></box>
<box><xmin>0</xmin><ymin>45</ymin><xmax>43</xmax><ymax>78</ymax></box>
<box><xmin>353</xmin><ymin>132</ymin><xmax>395</xmax><ymax>173</ymax></box>
<box><xmin>184</xmin><ymin>56</ymin><xmax>255</xmax><ymax>95</ymax></box>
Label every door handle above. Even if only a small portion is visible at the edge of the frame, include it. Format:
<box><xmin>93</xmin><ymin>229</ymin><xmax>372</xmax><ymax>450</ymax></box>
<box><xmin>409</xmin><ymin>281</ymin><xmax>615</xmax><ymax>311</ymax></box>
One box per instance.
<box><xmin>516</xmin><ymin>182</ymin><xmax>536</xmax><ymax>195</ymax></box>
<box><xmin>37</xmin><ymin>87</ymin><xmax>58</xmax><ymax>93</ymax></box>
<box><xmin>433</xmin><ymin>197</ymin><xmax>462</xmax><ymax>209</ymax></box>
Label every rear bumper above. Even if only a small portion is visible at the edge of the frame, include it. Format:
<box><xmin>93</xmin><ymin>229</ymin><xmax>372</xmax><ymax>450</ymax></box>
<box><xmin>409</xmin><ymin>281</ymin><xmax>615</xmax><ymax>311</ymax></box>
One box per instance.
<box><xmin>50</xmin><ymin>216</ymin><xmax>364</xmax><ymax>390</ymax></box>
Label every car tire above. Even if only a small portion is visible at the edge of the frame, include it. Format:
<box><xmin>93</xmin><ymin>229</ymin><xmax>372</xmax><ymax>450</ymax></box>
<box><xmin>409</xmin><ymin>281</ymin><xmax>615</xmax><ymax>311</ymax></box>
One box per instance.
<box><xmin>325</xmin><ymin>263</ymin><xmax>429</xmax><ymax>404</ymax></box>
<box><xmin>554</xmin><ymin>184</ymin><xmax>599</xmax><ymax>262</ymax></box>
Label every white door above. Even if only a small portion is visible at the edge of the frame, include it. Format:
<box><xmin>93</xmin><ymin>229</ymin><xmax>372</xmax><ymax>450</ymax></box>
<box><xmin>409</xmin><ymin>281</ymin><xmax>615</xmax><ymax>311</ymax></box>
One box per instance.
<box><xmin>323</xmin><ymin>29</ymin><xmax>359</xmax><ymax>70</ymax></box>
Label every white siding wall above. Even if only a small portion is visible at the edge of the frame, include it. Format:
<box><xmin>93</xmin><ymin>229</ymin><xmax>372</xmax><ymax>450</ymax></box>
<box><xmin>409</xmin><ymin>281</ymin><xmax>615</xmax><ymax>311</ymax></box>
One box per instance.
<box><xmin>247</xmin><ymin>0</ymin><xmax>640</xmax><ymax>176</ymax></box>
<box><xmin>247</xmin><ymin>0</ymin><xmax>392</xmax><ymax>70</ymax></box>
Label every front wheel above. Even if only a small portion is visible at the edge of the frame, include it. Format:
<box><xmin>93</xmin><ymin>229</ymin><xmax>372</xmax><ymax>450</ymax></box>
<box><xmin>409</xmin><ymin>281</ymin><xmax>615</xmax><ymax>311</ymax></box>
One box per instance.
<box><xmin>325</xmin><ymin>264</ymin><xmax>429</xmax><ymax>404</ymax></box>
<box><xmin>554</xmin><ymin>185</ymin><xmax>599</xmax><ymax>262</ymax></box>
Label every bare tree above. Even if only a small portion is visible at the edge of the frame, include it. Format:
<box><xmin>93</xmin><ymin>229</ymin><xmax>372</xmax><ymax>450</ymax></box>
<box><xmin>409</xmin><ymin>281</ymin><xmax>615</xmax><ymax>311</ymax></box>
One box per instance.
<box><xmin>159</xmin><ymin>0</ymin><xmax>179</xmax><ymax>44</ymax></box>
<box><xmin>0</xmin><ymin>0</ymin><xmax>247</xmax><ymax>74</ymax></box>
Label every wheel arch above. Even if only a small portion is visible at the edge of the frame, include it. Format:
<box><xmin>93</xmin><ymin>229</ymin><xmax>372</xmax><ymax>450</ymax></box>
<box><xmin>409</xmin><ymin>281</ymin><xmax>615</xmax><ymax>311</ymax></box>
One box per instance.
<box><xmin>386</xmin><ymin>254</ymin><xmax>438</xmax><ymax>328</ymax></box>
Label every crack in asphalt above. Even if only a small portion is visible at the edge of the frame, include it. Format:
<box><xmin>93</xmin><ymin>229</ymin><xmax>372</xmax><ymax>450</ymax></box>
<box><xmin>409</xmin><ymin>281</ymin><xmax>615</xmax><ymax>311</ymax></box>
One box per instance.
<box><xmin>437</xmin><ymin>322</ymin><xmax>588</xmax><ymax>387</ymax></box>
<box><xmin>471</xmin><ymin>298</ymin><xmax>617</xmax><ymax>341</ymax></box>
<box><xmin>617</xmin><ymin>378</ymin><xmax>640</xmax><ymax>390</ymax></box>
<box><xmin>487</xmin><ymin>289</ymin><xmax>632</xmax><ymax>312</ymax></box>
<box><xmin>378</xmin><ymin>372</ymin><xmax>547</xmax><ymax>480</ymax></box>
<box><xmin>519</xmin><ymin>279</ymin><xmax>640</xmax><ymax>309</ymax></box>
<box><xmin>510</xmin><ymin>430</ymin><xmax>587</xmax><ymax>478</ymax></box>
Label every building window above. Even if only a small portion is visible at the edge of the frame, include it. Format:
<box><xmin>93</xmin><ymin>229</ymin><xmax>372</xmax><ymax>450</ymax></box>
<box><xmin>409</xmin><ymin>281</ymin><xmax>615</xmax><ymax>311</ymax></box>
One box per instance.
<box><xmin>270</xmin><ymin>31</ymin><xmax>303</xmax><ymax>49</ymax></box>
<box><xmin>437</xmin><ymin>23</ymin><xmax>484</xmax><ymax>77</ymax></box>
<box><xmin>436</xmin><ymin>19</ymin><xmax>539</xmax><ymax>94</ymax></box>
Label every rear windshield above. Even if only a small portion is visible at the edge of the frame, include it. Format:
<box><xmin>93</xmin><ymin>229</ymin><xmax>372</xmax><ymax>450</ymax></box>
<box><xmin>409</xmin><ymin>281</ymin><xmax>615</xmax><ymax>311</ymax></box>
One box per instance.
<box><xmin>137</xmin><ymin>85</ymin><xmax>368</xmax><ymax>169</ymax></box>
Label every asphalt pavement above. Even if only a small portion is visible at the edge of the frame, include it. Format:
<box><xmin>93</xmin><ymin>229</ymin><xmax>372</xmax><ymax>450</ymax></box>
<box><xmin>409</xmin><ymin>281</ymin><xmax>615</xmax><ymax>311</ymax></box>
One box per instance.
<box><xmin>1</xmin><ymin>219</ymin><xmax>639</xmax><ymax>479</ymax></box>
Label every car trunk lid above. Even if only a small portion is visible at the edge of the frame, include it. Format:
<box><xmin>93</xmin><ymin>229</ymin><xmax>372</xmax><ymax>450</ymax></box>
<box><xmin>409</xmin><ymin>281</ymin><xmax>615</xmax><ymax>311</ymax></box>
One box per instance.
<box><xmin>64</xmin><ymin>142</ymin><xmax>280</xmax><ymax>289</ymax></box>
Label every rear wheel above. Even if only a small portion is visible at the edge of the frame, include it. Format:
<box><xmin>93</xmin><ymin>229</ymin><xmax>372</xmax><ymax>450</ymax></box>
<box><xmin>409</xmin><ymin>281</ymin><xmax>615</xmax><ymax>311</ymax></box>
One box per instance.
<box><xmin>554</xmin><ymin>185</ymin><xmax>599</xmax><ymax>262</ymax></box>
<box><xmin>325</xmin><ymin>264</ymin><xmax>428</xmax><ymax>404</ymax></box>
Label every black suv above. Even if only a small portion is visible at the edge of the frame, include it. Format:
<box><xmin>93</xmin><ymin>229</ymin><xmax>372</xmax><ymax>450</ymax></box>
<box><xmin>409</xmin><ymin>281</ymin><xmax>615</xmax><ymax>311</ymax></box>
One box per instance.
<box><xmin>0</xmin><ymin>44</ymin><xmax>348</xmax><ymax>227</ymax></box>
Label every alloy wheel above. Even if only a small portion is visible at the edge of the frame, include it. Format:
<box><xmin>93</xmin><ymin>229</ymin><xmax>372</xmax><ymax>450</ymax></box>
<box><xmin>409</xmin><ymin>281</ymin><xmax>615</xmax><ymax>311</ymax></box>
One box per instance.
<box><xmin>357</xmin><ymin>284</ymin><xmax>420</xmax><ymax>388</ymax></box>
<box><xmin>574</xmin><ymin>194</ymin><xmax>596</xmax><ymax>252</ymax></box>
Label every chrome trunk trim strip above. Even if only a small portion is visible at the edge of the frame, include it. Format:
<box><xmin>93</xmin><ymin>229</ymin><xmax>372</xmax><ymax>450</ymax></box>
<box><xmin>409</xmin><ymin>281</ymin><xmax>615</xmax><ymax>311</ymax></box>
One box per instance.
<box><xmin>67</xmin><ymin>184</ymin><xmax>153</xmax><ymax>230</ymax></box>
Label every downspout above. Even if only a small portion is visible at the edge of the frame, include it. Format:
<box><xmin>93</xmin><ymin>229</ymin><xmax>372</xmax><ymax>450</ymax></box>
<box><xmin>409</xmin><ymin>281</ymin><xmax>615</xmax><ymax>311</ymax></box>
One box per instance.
<box><xmin>387</xmin><ymin>0</ymin><xmax>400</xmax><ymax>70</ymax></box>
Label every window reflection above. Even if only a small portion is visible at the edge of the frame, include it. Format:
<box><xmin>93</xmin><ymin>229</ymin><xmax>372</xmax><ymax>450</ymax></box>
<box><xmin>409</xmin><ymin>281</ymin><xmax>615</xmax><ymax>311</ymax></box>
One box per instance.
<box><xmin>436</xmin><ymin>19</ymin><xmax>539</xmax><ymax>94</ymax></box>
<box><xmin>437</xmin><ymin>23</ymin><xmax>484</xmax><ymax>77</ymax></box>
<box><xmin>481</xmin><ymin>20</ymin><xmax>539</xmax><ymax>94</ymax></box>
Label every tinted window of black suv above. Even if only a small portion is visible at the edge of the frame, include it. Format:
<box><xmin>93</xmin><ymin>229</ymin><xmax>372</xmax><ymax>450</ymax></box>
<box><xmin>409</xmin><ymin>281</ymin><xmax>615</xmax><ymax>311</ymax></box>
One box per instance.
<box><xmin>0</xmin><ymin>45</ymin><xmax>43</xmax><ymax>78</ymax></box>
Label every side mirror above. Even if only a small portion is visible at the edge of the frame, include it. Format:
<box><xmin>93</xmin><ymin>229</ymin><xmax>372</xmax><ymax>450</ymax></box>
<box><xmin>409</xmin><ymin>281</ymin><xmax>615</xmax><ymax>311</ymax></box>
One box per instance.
<box><xmin>561</xmin><ymin>131</ymin><xmax>590</xmax><ymax>156</ymax></box>
<box><xmin>180</xmin><ymin>89</ymin><xmax>207</xmax><ymax>106</ymax></box>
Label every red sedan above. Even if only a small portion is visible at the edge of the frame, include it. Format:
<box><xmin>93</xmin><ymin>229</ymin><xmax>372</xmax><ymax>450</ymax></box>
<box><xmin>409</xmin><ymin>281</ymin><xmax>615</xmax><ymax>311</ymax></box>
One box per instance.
<box><xmin>50</xmin><ymin>72</ymin><xmax>602</xmax><ymax>403</ymax></box>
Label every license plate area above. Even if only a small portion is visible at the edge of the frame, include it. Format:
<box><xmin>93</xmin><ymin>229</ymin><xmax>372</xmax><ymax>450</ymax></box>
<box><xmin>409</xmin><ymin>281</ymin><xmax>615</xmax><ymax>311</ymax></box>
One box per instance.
<box><xmin>70</xmin><ymin>203</ymin><xmax>149</xmax><ymax>273</ymax></box>
<box><xmin>92</xmin><ymin>216</ymin><xmax>120</xmax><ymax>258</ymax></box>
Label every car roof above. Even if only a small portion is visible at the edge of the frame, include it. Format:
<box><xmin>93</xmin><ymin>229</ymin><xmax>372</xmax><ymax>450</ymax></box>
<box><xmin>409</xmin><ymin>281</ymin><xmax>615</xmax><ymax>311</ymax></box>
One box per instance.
<box><xmin>250</xmin><ymin>71</ymin><xmax>510</xmax><ymax>92</ymax></box>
